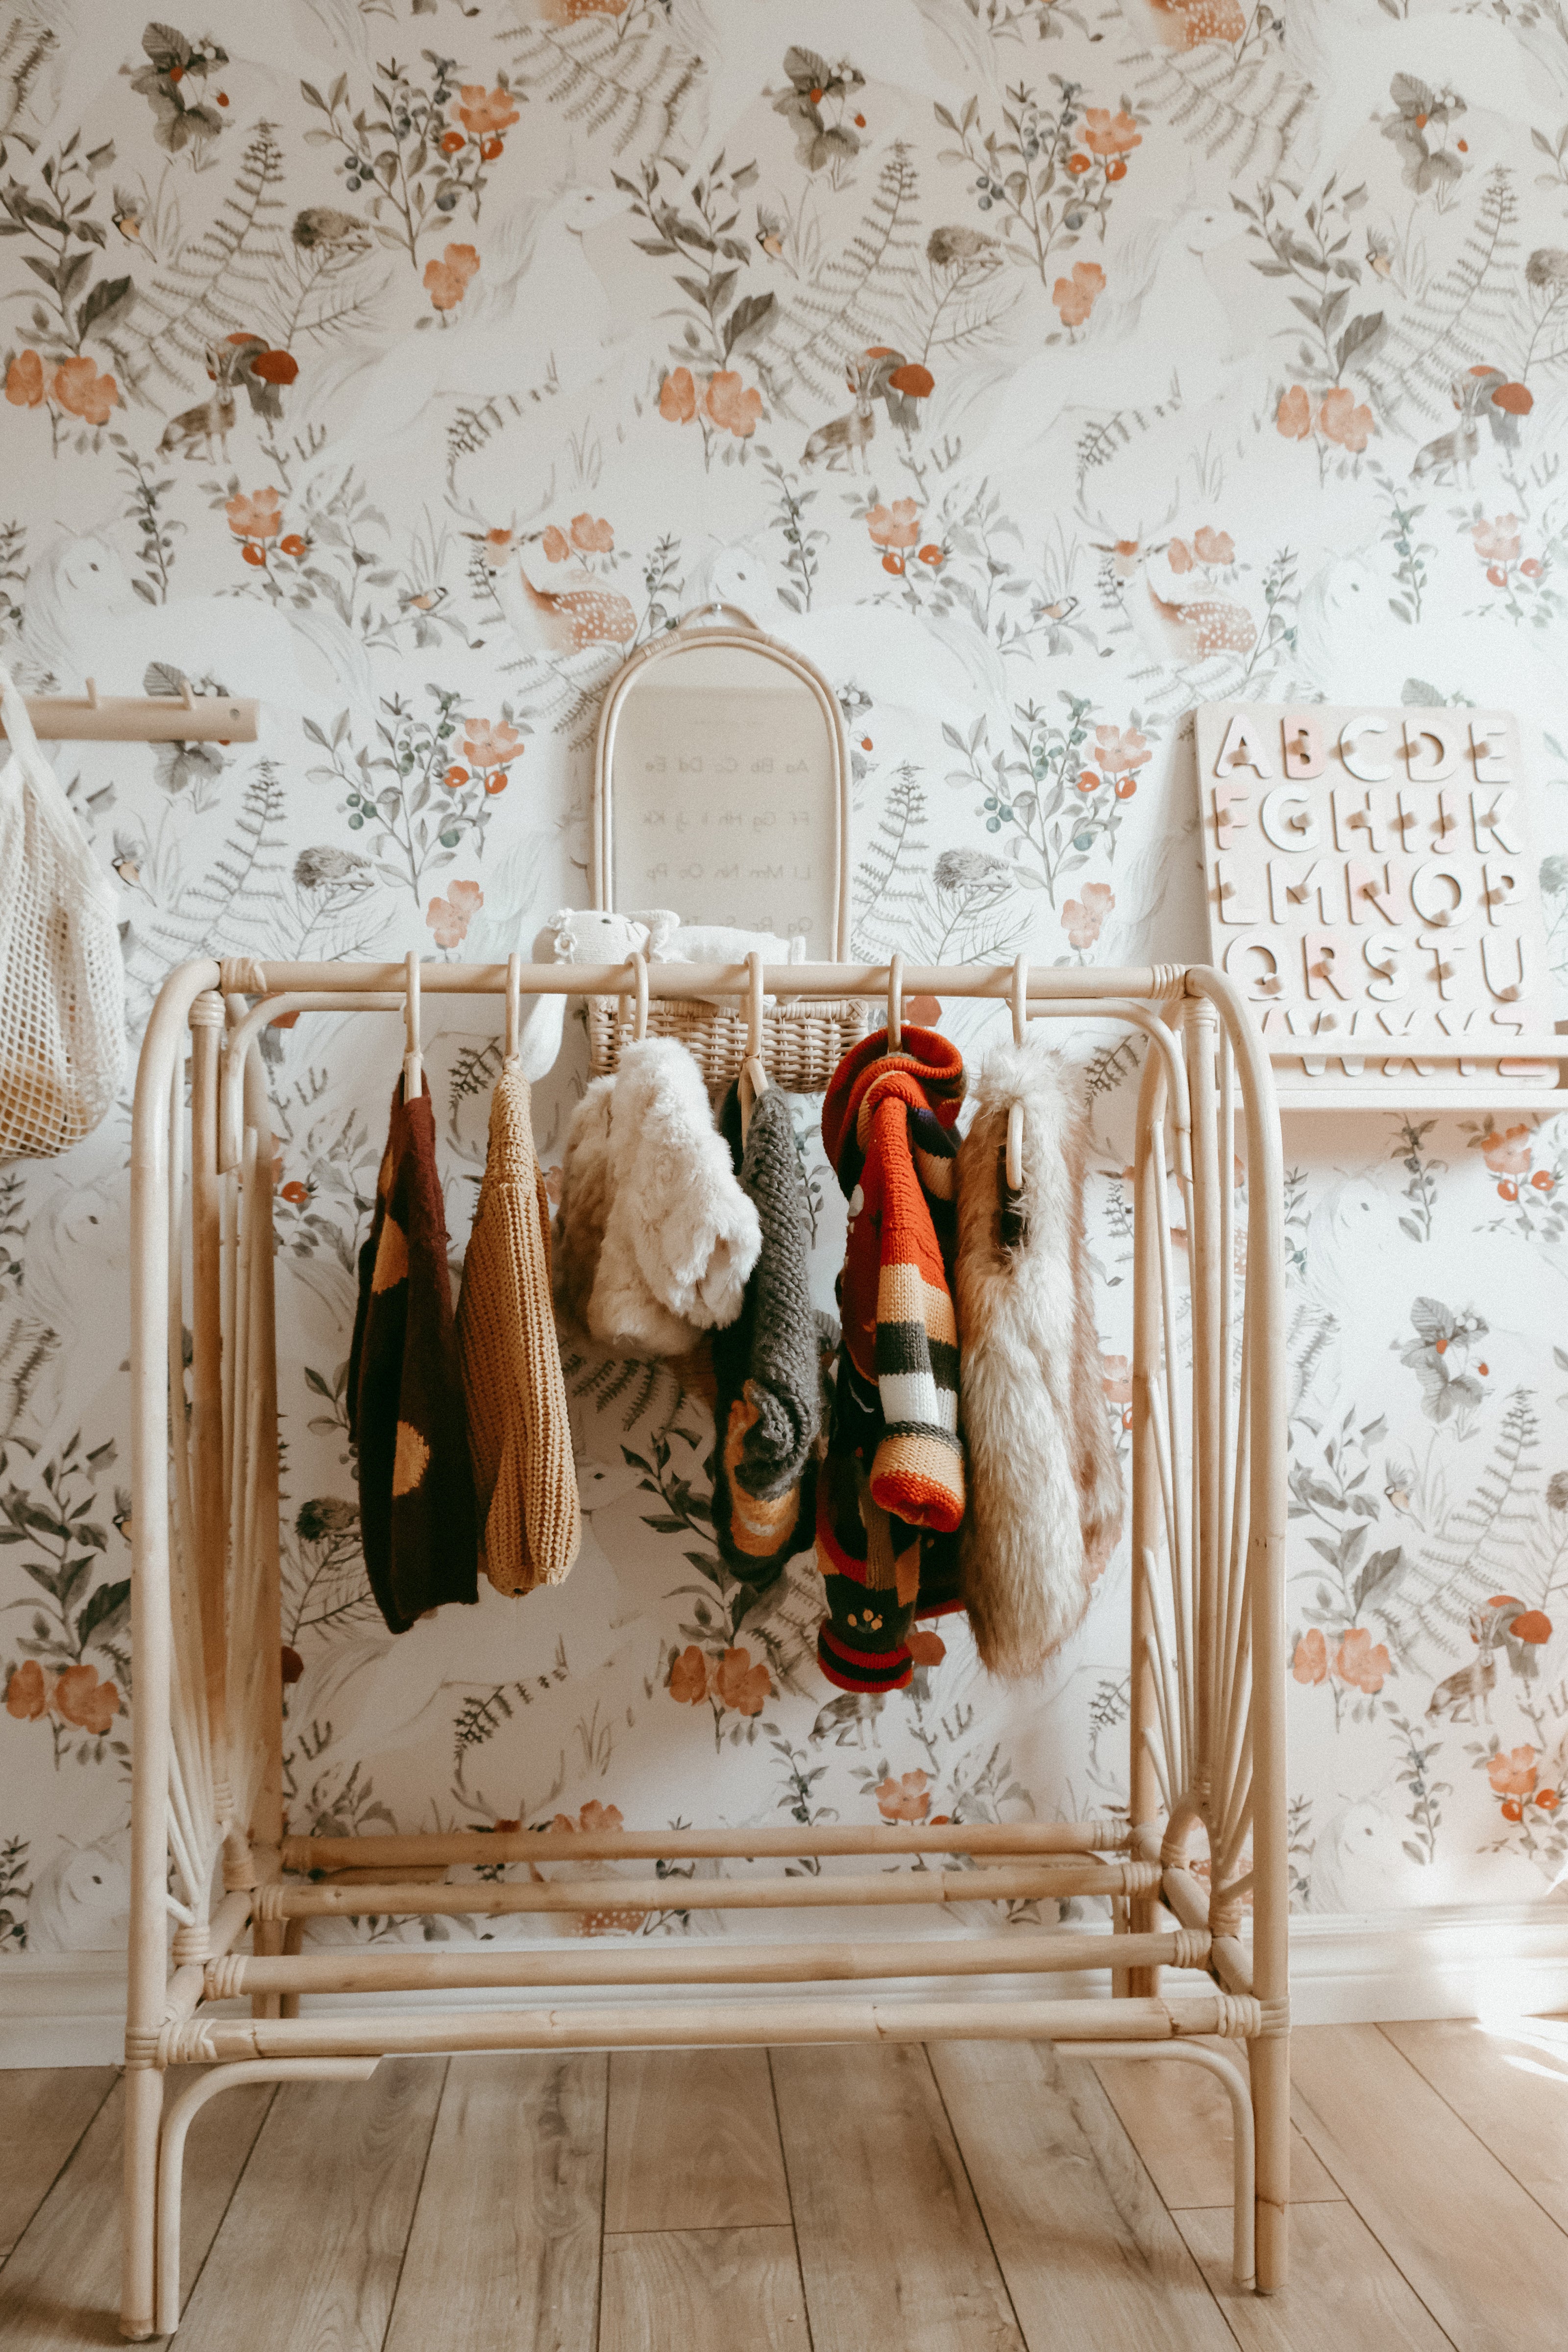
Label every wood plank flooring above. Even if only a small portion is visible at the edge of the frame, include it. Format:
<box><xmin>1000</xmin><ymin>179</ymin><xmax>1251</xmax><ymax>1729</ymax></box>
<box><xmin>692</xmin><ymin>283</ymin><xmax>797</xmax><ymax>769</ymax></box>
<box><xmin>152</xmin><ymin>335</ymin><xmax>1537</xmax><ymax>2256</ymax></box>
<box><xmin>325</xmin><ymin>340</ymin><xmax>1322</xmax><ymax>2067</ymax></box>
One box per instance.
<box><xmin>1</xmin><ymin>2020</ymin><xmax>1565</xmax><ymax>2348</ymax></box>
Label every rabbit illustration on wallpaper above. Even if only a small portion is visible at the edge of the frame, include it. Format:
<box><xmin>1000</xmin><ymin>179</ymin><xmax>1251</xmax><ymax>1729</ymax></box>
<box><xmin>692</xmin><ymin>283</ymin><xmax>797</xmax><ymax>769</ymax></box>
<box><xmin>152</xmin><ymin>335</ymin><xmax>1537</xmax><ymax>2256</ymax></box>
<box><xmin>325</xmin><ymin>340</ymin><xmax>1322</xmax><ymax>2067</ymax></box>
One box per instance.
<box><xmin>27</xmin><ymin>1824</ymin><xmax>131</xmax><ymax>1953</ymax></box>
<box><xmin>695</xmin><ymin>543</ymin><xmax>1005</xmax><ymax>721</ymax></box>
<box><xmin>23</xmin><ymin>530</ymin><xmax>370</xmax><ymax>708</ymax></box>
<box><xmin>155</xmin><ymin>340</ymin><xmax>245</xmax><ymax>465</ymax></box>
<box><xmin>284</xmin><ymin>1494</ymin><xmax>643</xmax><ymax>1787</ymax></box>
<box><xmin>944</xmin><ymin>197</ymin><xmax>1246</xmax><ymax>466</ymax></box>
<box><xmin>1294</xmin><ymin>544</ymin><xmax>1558</xmax><ymax>708</ymax></box>
<box><xmin>296</xmin><ymin>176</ymin><xmax>636</xmax><ymax>486</ymax></box>
<box><xmin>801</xmin><ymin>359</ymin><xmax>880</xmax><ymax>472</ymax></box>
<box><xmin>1305</xmin><ymin>1800</ymin><xmax>1420</xmax><ymax>1914</ymax></box>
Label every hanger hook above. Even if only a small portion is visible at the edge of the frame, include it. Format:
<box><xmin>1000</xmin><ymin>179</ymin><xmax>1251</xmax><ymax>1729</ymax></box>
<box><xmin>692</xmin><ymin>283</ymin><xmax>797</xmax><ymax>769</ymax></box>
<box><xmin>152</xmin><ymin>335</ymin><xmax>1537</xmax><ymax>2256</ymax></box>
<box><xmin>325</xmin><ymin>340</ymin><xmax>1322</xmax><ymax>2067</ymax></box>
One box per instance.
<box><xmin>1006</xmin><ymin>1101</ymin><xmax>1026</xmax><ymax>1193</ymax></box>
<box><xmin>619</xmin><ymin>949</ymin><xmax>649</xmax><ymax>1046</ymax></box>
<box><xmin>403</xmin><ymin>949</ymin><xmax>422</xmax><ymax>1103</ymax></box>
<box><xmin>746</xmin><ymin>951</ymin><xmax>765</xmax><ymax>1064</ymax></box>
<box><xmin>1010</xmin><ymin>952</ymin><xmax>1029</xmax><ymax>1048</ymax></box>
<box><xmin>504</xmin><ymin>951</ymin><xmax>521</xmax><ymax>1062</ymax></box>
<box><xmin>887</xmin><ymin>952</ymin><xmax>904</xmax><ymax>1051</ymax></box>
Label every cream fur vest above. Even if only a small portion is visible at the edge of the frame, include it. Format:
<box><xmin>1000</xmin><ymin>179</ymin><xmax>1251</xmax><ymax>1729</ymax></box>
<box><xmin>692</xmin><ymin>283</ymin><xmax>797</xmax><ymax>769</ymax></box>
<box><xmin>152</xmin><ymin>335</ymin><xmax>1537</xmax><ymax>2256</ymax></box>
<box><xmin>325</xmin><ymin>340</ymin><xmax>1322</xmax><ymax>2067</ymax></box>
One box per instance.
<box><xmin>954</xmin><ymin>1031</ymin><xmax>1124</xmax><ymax>1676</ymax></box>
<box><xmin>553</xmin><ymin>1038</ymin><xmax>761</xmax><ymax>1355</ymax></box>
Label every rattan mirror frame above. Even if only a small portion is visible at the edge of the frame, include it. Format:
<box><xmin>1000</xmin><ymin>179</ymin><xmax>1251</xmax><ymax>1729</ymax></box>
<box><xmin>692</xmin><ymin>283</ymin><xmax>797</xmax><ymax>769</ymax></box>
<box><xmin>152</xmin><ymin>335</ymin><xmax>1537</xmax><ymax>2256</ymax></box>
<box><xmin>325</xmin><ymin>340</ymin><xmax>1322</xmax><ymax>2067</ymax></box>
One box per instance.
<box><xmin>591</xmin><ymin>603</ymin><xmax>852</xmax><ymax>958</ymax></box>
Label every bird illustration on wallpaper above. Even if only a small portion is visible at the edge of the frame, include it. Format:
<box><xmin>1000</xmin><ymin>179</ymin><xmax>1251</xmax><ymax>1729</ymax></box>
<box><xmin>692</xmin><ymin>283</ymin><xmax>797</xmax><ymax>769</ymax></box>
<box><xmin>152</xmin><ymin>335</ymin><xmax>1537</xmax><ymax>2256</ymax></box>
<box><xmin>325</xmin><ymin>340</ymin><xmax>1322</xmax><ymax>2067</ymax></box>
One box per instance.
<box><xmin>7</xmin><ymin>0</ymin><xmax>1568</xmax><ymax>1945</ymax></box>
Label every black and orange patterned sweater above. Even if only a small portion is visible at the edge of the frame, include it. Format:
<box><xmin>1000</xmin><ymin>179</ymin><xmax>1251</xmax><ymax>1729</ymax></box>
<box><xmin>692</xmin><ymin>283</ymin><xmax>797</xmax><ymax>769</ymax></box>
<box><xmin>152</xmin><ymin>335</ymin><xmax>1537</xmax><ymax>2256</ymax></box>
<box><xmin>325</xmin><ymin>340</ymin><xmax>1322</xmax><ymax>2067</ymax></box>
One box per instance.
<box><xmin>815</xmin><ymin>1026</ymin><xmax>967</xmax><ymax>1692</ymax></box>
<box><xmin>348</xmin><ymin>1077</ymin><xmax>478</xmax><ymax>1634</ymax></box>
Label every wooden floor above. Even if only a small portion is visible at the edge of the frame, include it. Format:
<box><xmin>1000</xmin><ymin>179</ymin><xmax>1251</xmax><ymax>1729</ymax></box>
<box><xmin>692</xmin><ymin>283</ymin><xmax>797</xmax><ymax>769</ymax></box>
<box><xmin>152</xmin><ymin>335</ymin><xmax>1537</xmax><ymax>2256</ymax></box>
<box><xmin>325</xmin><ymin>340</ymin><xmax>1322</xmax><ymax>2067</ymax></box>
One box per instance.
<box><xmin>2</xmin><ymin>2018</ymin><xmax>1566</xmax><ymax>2348</ymax></box>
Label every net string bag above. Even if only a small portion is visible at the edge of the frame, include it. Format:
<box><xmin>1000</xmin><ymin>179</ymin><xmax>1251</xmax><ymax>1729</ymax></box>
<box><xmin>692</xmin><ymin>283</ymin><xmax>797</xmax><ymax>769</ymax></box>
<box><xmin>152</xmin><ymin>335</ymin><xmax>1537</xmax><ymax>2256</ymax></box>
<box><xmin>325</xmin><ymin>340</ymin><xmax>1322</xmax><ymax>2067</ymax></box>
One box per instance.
<box><xmin>0</xmin><ymin>662</ymin><xmax>125</xmax><ymax>1159</ymax></box>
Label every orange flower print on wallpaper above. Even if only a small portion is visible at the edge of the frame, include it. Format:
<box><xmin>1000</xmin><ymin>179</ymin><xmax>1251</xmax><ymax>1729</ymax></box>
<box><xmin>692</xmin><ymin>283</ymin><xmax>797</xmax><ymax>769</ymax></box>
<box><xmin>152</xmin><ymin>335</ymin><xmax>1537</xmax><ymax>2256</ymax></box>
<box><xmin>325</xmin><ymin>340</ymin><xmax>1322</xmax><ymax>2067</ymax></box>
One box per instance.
<box><xmin>423</xmin><ymin>242</ymin><xmax>480</xmax><ymax>312</ymax></box>
<box><xmin>1053</xmin><ymin>260</ymin><xmax>1105</xmax><ymax>328</ymax></box>
<box><xmin>426</xmin><ymin>878</ymin><xmax>483</xmax><ymax>949</ymax></box>
<box><xmin>8</xmin><ymin>0</ymin><xmax>1568</xmax><ymax>1953</ymax></box>
<box><xmin>875</xmin><ymin>1770</ymin><xmax>931</xmax><ymax>1823</ymax></box>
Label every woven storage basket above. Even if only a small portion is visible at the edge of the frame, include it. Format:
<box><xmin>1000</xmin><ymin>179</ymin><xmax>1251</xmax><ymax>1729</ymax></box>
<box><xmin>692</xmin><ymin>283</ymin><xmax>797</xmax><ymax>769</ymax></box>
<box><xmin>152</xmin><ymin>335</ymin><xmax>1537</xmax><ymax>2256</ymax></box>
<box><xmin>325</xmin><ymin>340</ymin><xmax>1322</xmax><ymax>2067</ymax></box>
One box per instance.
<box><xmin>587</xmin><ymin>992</ymin><xmax>868</xmax><ymax>1090</ymax></box>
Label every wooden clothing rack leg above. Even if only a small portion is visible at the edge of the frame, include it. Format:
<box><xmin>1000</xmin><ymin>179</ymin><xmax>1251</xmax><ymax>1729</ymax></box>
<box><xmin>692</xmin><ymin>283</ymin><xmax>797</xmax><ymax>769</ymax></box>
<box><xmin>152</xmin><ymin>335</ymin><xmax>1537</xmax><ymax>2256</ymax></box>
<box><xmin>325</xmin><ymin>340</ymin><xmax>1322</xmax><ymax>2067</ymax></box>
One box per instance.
<box><xmin>120</xmin><ymin>955</ymin><xmax>1290</xmax><ymax>2339</ymax></box>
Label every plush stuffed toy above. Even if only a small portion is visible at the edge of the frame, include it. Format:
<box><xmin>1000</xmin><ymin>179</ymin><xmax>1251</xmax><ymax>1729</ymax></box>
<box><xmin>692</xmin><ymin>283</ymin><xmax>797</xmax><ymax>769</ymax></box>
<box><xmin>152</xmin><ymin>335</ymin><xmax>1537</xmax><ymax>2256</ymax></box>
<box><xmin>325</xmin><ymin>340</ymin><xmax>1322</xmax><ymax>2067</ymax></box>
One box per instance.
<box><xmin>511</xmin><ymin>910</ymin><xmax>809</xmax><ymax>1078</ymax></box>
<box><xmin>624</xmin><ymin>914</ymin><xmax>805</xmax><ymax>1004</ymax></box>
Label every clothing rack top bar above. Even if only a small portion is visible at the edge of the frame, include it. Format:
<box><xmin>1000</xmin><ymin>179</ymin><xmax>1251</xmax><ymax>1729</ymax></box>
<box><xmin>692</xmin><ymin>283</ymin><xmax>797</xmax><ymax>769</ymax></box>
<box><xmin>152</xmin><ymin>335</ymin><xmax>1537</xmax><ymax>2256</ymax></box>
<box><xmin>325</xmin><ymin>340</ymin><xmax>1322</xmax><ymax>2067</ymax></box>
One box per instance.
<box><xmin>216</xmin><ymin>957</ymin><xmax>1193</xmax><ymax>1003</ymax></box>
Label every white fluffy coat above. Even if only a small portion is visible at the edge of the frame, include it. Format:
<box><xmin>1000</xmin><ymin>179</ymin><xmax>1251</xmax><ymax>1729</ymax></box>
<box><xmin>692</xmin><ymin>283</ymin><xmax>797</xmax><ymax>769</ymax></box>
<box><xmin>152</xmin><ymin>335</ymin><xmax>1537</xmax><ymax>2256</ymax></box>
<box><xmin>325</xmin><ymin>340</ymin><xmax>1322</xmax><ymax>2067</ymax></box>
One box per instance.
<box><xmin>552</xmin><ymin>1075</ymin><xmax>616</xmax><ymax>1337</ymax></box>
<box><xmin>955</xmin><ymin>1032</ymin><xmax>1124</xmax><ymax>1676</ymax></box>
<box><xmin>554</xmin><ymin>1041</ymin><xmax>760</xmax><ymax>1354</ymax></box>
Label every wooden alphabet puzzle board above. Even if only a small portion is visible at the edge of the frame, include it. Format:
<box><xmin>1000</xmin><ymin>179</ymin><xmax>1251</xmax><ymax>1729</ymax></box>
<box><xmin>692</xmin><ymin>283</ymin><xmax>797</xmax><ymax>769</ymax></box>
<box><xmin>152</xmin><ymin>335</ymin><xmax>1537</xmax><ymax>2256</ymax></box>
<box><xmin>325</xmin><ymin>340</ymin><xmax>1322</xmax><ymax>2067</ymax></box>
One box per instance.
<box><xmin>1196</xmin><ymin>702</ymin><xmax>1557</xmax><ymax>1091</ymax></box>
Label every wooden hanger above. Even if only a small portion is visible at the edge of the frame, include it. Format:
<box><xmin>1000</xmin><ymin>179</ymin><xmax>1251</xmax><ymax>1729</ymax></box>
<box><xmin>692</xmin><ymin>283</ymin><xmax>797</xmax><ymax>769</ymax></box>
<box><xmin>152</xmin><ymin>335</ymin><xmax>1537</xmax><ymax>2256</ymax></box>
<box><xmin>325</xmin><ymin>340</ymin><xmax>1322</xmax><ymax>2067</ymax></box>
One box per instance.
<box><xmin>738</xmin><ymin>950</ymin><xmax>769</xmax><ymax>1143</ymax></box>
<box><xmin>503</xmin><ymin>952</ymin><xmax>522</xmax><ymax>1063</ymax></box>
<box><xmin>886</xmin><ymin>952</ymin><xmax>904</xmax><ymax>1051</ymax></box>
<box><xmin>618</xmin><ymin>949</ymin><xmax>649</xmax><ymax>1052</ymax></box>
<box><xmin>403</xmin><ymin>950</ymin><xmax>422</xmax><ymax>1103</ymax></box>
<box><xmin>1006</xmin><ymin>953</ymin><xmax>1028</xmax><ymax>1191</ymax></box>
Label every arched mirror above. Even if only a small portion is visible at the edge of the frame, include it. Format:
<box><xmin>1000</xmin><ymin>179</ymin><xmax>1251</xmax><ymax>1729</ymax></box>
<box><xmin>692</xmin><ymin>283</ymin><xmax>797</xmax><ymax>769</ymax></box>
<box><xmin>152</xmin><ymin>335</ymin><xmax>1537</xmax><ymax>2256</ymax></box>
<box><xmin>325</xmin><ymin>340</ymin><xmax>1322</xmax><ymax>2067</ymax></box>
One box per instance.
<box><xmin>593</xmin><ymin>607</ymin><xmax>850</xmax><ymax>956</ymax></box>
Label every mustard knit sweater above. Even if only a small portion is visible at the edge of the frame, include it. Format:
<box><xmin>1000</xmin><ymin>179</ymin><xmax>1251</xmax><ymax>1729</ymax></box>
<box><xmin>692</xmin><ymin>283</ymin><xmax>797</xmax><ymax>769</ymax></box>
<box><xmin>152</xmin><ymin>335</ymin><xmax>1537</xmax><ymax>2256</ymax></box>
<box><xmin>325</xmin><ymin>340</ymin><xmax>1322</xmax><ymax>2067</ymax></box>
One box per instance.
<box><xmin>457</xmin><ymin>1060</ymin><xmax>581</xmax><ymax>1593</ymax></box>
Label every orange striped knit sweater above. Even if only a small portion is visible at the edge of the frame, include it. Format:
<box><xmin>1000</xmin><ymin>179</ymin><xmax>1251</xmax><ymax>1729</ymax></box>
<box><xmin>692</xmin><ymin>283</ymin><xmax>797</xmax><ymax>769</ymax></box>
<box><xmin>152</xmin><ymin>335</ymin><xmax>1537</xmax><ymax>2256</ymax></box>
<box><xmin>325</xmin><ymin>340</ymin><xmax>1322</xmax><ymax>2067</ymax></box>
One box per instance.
<box><xmin>815</xmin><ymin>1028</ymin><xmax>966</xmax><ymax>1691</ymax></box>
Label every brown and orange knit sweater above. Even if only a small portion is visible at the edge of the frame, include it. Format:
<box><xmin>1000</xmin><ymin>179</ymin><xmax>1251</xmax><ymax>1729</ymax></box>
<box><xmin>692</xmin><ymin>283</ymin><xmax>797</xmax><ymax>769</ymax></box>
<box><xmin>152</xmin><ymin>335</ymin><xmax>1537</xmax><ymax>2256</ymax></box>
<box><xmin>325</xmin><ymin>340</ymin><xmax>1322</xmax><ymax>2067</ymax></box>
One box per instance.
<box><xmin>815</xmin><ymin>1027</ymin><xmax>966</xmax><ymax>1692</ymax></box>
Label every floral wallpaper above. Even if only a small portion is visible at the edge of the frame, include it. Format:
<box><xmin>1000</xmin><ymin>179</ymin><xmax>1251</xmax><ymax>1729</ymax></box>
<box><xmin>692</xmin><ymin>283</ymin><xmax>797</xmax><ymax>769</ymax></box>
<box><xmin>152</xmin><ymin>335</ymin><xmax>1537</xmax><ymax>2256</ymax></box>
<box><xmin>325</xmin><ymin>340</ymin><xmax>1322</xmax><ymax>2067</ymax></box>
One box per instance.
<box><xmin>4</xmin><ymin>0</ymin><xmax>1568</xmax><ymax>1969</ymax></box>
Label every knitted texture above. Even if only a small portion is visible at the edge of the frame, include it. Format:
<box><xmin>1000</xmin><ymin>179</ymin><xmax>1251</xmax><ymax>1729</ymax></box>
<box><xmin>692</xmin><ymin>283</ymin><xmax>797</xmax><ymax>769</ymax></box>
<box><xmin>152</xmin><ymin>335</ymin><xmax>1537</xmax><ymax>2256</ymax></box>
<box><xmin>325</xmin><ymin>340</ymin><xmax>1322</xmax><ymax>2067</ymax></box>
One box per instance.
<box><xmin>814</xmin><ymin>1027</ymin><xmax>966</xmax><ymax>1691</ymax></box>
<box><xmin>955</xmin><ymin>1031</ymin><xmax>1125</xmax><ymax>1676</ymax></box>
<box><xmin>554</xmin><ymin>1039</ymin><xmax>761</xmax><ymax>1355</ymax></box>
<box><xmin>347</xmin><ymin>1078</ymin><xmax>478</xmax><ymax>1634</ymax></box>
<box><xmin>457</xmin><ymin>1059</ymin><xmax>582</xmax><ymax>1595</ymax></box>
<box><xmin>708</xmin><ymin>1080</ymin><xmax>822</xmax><ymax>1586</ymax></box>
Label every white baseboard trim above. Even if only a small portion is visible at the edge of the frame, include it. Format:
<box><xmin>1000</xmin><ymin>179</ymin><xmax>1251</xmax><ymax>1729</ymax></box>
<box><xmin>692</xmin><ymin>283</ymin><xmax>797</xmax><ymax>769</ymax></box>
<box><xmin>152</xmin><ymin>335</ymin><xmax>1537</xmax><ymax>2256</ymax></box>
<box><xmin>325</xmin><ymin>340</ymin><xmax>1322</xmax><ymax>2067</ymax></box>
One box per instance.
<box><xmin>5</xmin><ymin>1903</ymin><xmax>1567</xmax><ymax>2067</ymax></box>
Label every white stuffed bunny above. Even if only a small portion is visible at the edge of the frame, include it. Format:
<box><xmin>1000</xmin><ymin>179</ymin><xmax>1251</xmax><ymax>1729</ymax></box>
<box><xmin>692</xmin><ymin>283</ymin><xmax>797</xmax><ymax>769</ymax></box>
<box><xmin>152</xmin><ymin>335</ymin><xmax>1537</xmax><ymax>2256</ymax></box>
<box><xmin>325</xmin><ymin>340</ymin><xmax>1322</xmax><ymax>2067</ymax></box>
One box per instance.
<box><xmin>517</xmin><ymin>912</ymin><xmax>809</xmax><ymax>1073</ymax></box>
<box><xmin>624</xmin><ymin>912</ymin><xmax>805</xmax><ymax>1004</ymax></box>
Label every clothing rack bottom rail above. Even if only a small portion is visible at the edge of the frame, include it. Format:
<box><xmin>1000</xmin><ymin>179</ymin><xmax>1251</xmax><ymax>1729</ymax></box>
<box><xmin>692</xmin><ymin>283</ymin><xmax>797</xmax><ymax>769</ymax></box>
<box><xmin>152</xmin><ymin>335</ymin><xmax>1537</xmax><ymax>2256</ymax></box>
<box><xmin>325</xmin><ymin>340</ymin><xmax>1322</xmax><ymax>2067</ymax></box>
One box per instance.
<box><xmin>210</xmin><ymin>1925</ymin><xmax>1212</xmax><ymax>1999</ymax></box>
<box><xmin>156</xmin><ymin>1989</ymin><xmax>1261</xmax><ymax>2066</ymax></box>
<box><xmin>250</xmin><ymin>1861</ymin><xmax>1157</xmax><ymax>1920</ymax></box>
<box><xmin>280</xmin><ymin>1818</ymin><xmax>1124</xmax><ymax>1867</ymax></box>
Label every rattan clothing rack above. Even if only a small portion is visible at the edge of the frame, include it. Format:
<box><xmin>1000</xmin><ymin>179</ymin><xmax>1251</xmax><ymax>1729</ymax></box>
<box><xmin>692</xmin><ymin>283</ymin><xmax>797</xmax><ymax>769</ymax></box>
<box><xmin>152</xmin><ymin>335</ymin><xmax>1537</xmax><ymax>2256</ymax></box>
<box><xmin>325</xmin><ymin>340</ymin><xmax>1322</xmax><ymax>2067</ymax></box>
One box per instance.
<box><xmin>120</xmin><ymin>954</ymin><xmax>1289</xmax><ymax>2337</ymax></box>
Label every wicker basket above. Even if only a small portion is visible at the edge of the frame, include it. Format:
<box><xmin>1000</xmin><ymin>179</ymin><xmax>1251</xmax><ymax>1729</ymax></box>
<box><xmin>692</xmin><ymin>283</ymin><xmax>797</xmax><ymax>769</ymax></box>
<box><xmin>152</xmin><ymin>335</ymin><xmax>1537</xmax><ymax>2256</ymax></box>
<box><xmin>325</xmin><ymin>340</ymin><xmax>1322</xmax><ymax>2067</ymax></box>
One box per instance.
<box><xmin>587</xmin><ymin>992</ymin><xmax>869</xmax><ymax>1091</ymax></box>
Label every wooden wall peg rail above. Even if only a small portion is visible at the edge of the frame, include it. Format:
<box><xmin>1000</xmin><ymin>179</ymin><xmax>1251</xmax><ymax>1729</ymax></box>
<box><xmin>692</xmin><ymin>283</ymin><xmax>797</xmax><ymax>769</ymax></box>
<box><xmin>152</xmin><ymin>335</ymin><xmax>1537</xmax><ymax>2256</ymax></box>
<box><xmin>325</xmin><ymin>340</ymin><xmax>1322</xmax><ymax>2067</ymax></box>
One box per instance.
<box><xmin>121</xmin><ymin>952</ymin><xmax>1289</xmax><ymax>2339</ymax></box>
<box><xmin>0</xmin><ymin>679</ymin><xmax>259</xmax><ymax>743</ymax></box>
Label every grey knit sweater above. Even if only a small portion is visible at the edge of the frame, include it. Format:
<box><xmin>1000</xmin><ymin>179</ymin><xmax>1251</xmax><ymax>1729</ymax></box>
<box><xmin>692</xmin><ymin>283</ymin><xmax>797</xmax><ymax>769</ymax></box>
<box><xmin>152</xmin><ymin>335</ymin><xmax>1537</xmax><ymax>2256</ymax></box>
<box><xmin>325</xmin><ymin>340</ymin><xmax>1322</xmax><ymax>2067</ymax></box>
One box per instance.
<box><xmin>709</xmin><ymin>1081</ymin><xmax>823</xmax><ymax>1586</ymax></box>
